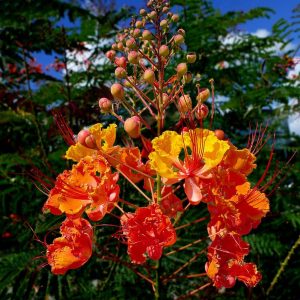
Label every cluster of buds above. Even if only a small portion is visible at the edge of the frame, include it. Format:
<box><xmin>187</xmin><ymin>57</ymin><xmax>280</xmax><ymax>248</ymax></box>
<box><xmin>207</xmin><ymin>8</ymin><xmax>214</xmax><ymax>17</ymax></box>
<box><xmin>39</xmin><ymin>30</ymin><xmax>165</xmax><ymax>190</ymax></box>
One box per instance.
<box><xmin>40</xmin><ymin>0</ymin><xmax>276</xmax><ymax>296</ymax></box>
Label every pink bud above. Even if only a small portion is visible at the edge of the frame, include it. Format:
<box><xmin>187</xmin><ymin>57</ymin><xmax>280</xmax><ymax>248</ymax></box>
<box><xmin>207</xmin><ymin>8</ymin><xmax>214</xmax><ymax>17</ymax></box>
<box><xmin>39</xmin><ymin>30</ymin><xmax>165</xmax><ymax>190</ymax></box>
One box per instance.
<box><xmin>178</xmin><ymin>95</ymin><xmax>192</xmax><ymax>113</ymax></box>
<box><xmin>187</xmin><ymin>52</ymin><xmax>197</xmax><ymax>64</ymax></box>
<box><xmin>196</xmin><ymin>88</ymin><xmax>210</xmax><ymax>103</ymax></box>
<box><xmin>195</xmin><ymin>104</ymin><xmax>209</xmax><ymax>120</ymax></box>
<box><xmin>184</xmin><ymin>72</ymin><xmax>193</xmax><ymax>83</ymax></box>
<box><xmin>126</xmin><ymin>38</ymin><xmax>136</xmax><ymax>49</ymax></box>
<box><xmin>162</xmin><ymin>93</ymin><xmax>170</xmax><ymax>105</ymax></box>
<box><xmin>171</xmin><ymin>14</ymin><xmax>179</xmax><ymax>22</ymax></box>
<box><xmin>106</xmin><ymin>50</ymin><xmax>116</xmax><ymax>61</ymax></box>
<box><xmin>140</xmin><ymin>9</ymin><xmax>147</xmax><ymax>16</ymax></box>
<box><xmin>132</xmin><ymin>28</ymin><xmax>141</xmax><ymax>37</ymax></box>
<box><xmin>159</xmin><ymin>45</ymin><xmax>169</xmax><ymax>57</ymax></box>
<box><xmin>114</xmin><ymin>56</ymin><xmax>127</xmax><ymax>68</ymax></box>
<box><xmin>176</xmin><ymin>63</ymin><xmax>187</xmax><ymax>77</ymax></box>
<box><xmin>77</xmin><ymin>129</ymin><xmax>90</xmax><ymax>146</ymax></box>
<box><xmin>143</xmin><ymin>69</ymin><xmax>155</xmax><ymax>84</ymax></box>
<box><xmin>160</xmin><ymin>19</ymin><xmax>168</xmax><ymax>28</ymax></box>
<box><xmin>85</xmin><ymin>135</ymin><xmax>97</xmax><ymax>149</ymax></box>
<box><xmin>148</xmin><ymin>11</ymin><xmax>157</xmax><ymax>20</ymax></box>
<box><xmin>112</xmin><ymin>43</ymin><xmax>118</xmax><ymax>50</ymax></box>
<box><xmin>115</xmin><ymin>67</ymin><xmax>127</xmax><ymax>79</ymax></box>
<box><xmin>135</xmin><ymin>20</ymin><xmax>144</xmax><ymax>28</ymax></box>
<box><xmin>174</xmin><ymin>34</ymin><xmax>184</xmax><ymax>45</ymax></box>
<box><xmin>111</xmin><ymin>83</ymin><xmax>125</xmax><ymax>100</ymax></box>
<box><xmin>124</xmin><ymin>116</ymin><xmax>141</xmax><ymax>139</ymax></box>
<box><xmin>117</xmin><ymin>42</ymin><xmax>124</xmax><ymax>51</ymax></box>
<box><xmin>142</xmin><ymin>30</ymin><xmax>153</xmax><ymax>40</ymax></box>
<box><xmin>98</xmin><ymin>98</ymin><xmax>112</xmax><ymax>113</ymax></box>
<box><xmin>128</xmin><ymin>51</ymin><xmax>139</xmax><ymax>64</ymax></box>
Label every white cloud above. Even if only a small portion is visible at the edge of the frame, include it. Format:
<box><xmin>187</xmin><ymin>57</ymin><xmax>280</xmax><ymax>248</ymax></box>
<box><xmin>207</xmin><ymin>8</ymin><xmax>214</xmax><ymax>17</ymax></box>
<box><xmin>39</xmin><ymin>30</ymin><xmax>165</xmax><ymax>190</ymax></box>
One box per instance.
<box><xmin>252</xmin><ymin>28</ymin><xmax>270</xmax><ymax>38</ymax></box>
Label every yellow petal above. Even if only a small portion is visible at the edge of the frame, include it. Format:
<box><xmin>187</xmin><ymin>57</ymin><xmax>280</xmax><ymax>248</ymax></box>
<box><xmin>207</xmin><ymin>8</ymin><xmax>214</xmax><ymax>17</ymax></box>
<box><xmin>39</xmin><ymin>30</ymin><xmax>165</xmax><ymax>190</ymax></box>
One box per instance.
<box><xmin>65</xmin><ymin>143</ymin><xmax>97</xmax><ymax>162</ymax></box>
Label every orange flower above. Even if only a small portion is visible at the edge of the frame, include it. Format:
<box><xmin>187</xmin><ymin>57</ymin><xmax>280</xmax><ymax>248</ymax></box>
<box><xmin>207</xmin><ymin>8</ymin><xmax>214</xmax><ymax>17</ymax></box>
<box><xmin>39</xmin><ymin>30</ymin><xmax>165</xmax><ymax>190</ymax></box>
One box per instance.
<box><xmin>121</xmin><ymin>204</ymin><xmax>176</xmax><ymax>264</ymax></box>
<box><xmin>160</xmin><ymin>186</ymin><xmax>183</xmax><ymax>218</ymax></box>
<box><xmin>46</xmin><ymin>218</ymin><xmax>93</xmax><ymax>275</ymax></box>
<box><xmin>43</xmin><ymin>156</ymin><xmax>120</xmax><ymax>221</ymax></box>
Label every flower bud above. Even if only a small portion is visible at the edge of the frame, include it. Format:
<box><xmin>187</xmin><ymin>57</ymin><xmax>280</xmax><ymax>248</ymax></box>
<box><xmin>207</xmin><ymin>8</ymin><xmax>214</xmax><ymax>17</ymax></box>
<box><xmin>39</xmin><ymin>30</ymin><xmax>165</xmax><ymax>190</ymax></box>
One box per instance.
<box><xmin>98</xmin><ymin>97</ymin><xmax>112</xmax><ymax>113</ymax></box>
<box><xmin>135</xmin><ymin>20</ymin><xmax>144</xmax><ymax>28</ymax></box>
<box><xmin>114</xmin><ymin>56</ymin><xmax>127</xmax><ymax>68</ymax></box>
<box><xmin>128</xmin><ymin>51</ymin><xmax>139</xmax><ymax>64</ymax></box>
<box><xmin>112</xmin><ymin>43</ymin><xmax>118</xmax><ymax>50</ymax></box>
<box><xmin>176</xmin><ymin>63</ymin><xmax>187</xmax><ymax>77</ymax></box>
<box><xmin>196</xmin><ymin>88</ymin><xmax>210</xmax><ymax>103</ymax></box>
<box><xmin>144</xmin><ymin>69</ymin><xmax>155</xmax><ymax>84</ymax></box>
<box><xmin>159</xmin><ymin>45</ymin><xmax>169</xmax><ymax>57</ymax></box>
<box><xmin>106</xmin><ymin>50</ymin><xmax>116</xmax><ymax>61</ymax></box>
<box><xmin>77</xmin><ymin>129</ymin><xmax>90</xmax><ymax>146</ymax></box>
<box><xmin>85</xmin><ymin>135</ymin><xmax>97</xmax><ymax>149</ymax></box>
<box><xmin>124</xmin><ymin>116</ymin><xmax>141</xmax><ymax>139</ymax></box>
<box><xmin>132</xmin><ymin>28</ymin><xmax>141</xmax><ymax>37</ymax></box>
<box><xmin>214</xmin><ymin>129</ymin><xmax>225</xmax><ymax>140</ymax></box>
<box><xmin>171</xmin><ymin>14</ymin><xmax>179</xmax><ymax>22</ymax></box>
<box><xmin>187</xmin><ymin>52</ymin><xmax>197</xmax><ymax>64</ymax></box>
<box><xmin>149</xmin><ymin>11</ymin><xmax>157</xmax><ymax>20</ymax></box>
<box><xmin>111</xmin><ymin>83</ymin><xmax>125</xmax><ymax>100</ymax></box>
<box><xmin>178</xmin><ymin>95</ymin><xmax>192</xmax><ymax>113</ymax></box>
<box><xmin>126</xmin><ymin>38</ymin><xmax>136</xmax><ymax>49</ymax></box>
<box><xmin>162</xmin><ymin>93</ymin><xmax>169</xmax><ymax>105</ymax></box>
<box><xmin>142</xmin><ymin>30</ymin><xmax>153</xmax><ymax>40</ymax></box>
<box><xmin>115</xmin><ymin>67</ymin><xmax>127</xmax><ymax>79</ymax></box>
<box><xmin>162</xmin><ymin>6</ymin><xmax>169</xmax><ymax>13</ymax></box>
<box><xmin>183</xmin><ymin>72</ymin><xmax>192</xmax><ymax>83</ymax></box>
<box><xmin>140</xmin><ymin>8</ymin><xmax>147</xmax><ymax>16</ymax></box>
<box><xmin>117</xmin><ymin>42</ymin><xmax>124</xmax><ymax>51</ymax></box>
<box><xmin>160</xmin><ymin>19</ymin><xmax>168</xmax><ymax>29</ymax></box>
<box><xmin>147</xmin><ymin>0</ymin><xmax>153</xmax><ymax>7</ymax></box>
<box><xmin>195</xmin><ymin>104</ymin><xmax>209</xmax><ymax>120</ymax></box>
<box><xmin>174</xmin><ymin>34</ymin><xmax>184</xmax><ymax>45</ymax></box>
<box><xmin>177</xmin><ymin>29</ymin><xmax>185</xmax><ymax>36</ymax></box>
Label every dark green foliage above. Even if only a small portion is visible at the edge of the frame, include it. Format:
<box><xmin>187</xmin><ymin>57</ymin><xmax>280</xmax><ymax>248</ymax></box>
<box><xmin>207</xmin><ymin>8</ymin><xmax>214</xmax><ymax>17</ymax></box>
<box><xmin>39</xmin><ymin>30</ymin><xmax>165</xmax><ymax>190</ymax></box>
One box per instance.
<box><xmin>0</xmin><ymin>0</ymin><xmax>299</xmax><ymax>299</ymax></box>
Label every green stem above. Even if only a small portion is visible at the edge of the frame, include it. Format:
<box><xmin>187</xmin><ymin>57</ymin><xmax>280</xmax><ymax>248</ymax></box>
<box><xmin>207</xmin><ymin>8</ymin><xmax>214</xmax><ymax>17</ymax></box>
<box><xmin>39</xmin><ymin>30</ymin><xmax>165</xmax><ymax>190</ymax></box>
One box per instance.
<box><xmin>266</xmin><ymin>234</ymin><xmax>300</xmax><ymax>295</ymax></box>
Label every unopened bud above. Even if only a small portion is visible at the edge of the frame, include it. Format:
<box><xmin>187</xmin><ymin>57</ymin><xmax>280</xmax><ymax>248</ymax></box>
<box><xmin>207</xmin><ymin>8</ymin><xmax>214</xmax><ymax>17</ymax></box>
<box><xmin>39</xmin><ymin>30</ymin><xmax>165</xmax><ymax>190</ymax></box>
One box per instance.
<box><xmin>112</xmin><ymin>43</ymin><xmax>118</xmax><ymax>50</ymax></box>
<box><xmin>132</xmin><ymin>28</ymin><xmax>141</xmax><ymax>37</ymax></box>
<box><xmin>144</xmin><ymin>69</ymin><xmax>155</xmax><ymax>84</ymax></box>
<box><xmin>177</xmin><ymin>29</ymin><xmax>185</xmax><ymax>36</ymax></box>
<box><xmin>77</xmin><ymin>129</ymin><xmax>90</xmax><ymax>146</ymax></box>
<box><xmin>149</xmin><ymin>11</ymin><xmax>157</xmax><ymax>20</ymax></box>
<box><xmin>124</xmin><ymin>76</ymin><xmax>133</xmax><ymax>88</ymax></box>
<box><xmin>214</xmin><ymin>129</ymin><xmax>225</xmax><ymax>140</ymax></box>
<box><xmin>184</xmin><ymin>72</ymin><xmax>192</xmax><ymax>83</ymax></box>
<box><xmin>162</xmin><ymin>6</ymin><xmax>169</xmax><ymax>13</ymax></box>
<box><xmin>196</xmin><ymin>88</ymin><xmax>210</xmax><ymax>103</ymax></box>
<box><xmin>117</xmin><ymin>42</ymin><xmax>124</xmax><ymax>51</ymax></box>
<box><xmin>195</xmin><ymin>104</ymin><xmax>209</xmax><ymax>120</ymax></box>
<box><xmin>85</xmin><ymin>135</ymin><xmax>97</xmax><ymax>149</ymax></box>
<box><xmin>115</xmin><ymin>67</ymin><xmax>127</xmax><ymax>79</ymax></box>
<box><xmin>124</xmin><ymin>116</ymin><xmax>141</xmax><ymax>139</ymax></box>
<box><xmin>114</xmin><ymin>56</ymin><xmax>127</xmax><ymax>68</ymax></box>
<box><xmin>178</xmin><ymin>94</ymin><xmax>192</xmax><ymax>113</ymax></box>
<box><xmin>162</xmin><ymin>93</ymin><xmax>170</xmax><ymax>105</ymax></box>
<box><xmin>111</xmin><ymin>83</ymin><xmax>125</xmax><ymax>100</ymax></box>
<box><xmin>126</xmin><ymin>38</ymin><xmax>136</xmax><ymax>49</ymax></box>
<box><xmin>147</xmin><ymin>0</ymin><xmax>153</xmax><ymax>7</ymax></box>
<box><xmin>187</xmin><ymin>52</ymin><xmax>197</xmax><ymax>64</ymax></box>
<box><xmin>171</xmin><ymin>14</ymin><xmax>179</xmax><ymax>22</ymax></box>
<box><xmin>106</xmin><ymin>50</ymin><xmax>116</xmax><ymax>61</ymax></box>
<box><xmin>159</xmin><ymin>45</ymin><xmax>169</xmax><ymax>57</ymax></box>
<box><xmin>98</xmin><ymin>98</ymin><xmax>112</xmax><ymax>113</ymax></box>
<box><xmin>160</xmin><ymin>19</ymin><xmax>168</xmax><ymax>29</ymax></box>
<box><xmin>142</xmin><ymin>30</ymin><xmax>153</xmax><ymax>40</ymax></box>
<box><xmin>128</xmin><ymin>51</ymin><xmax>139</xmax><ymax>64</ymax></box>
<box><xmin>135</xmin><ymin>20</ymin><xmax>144</xmax><ymax>28</ymax></box>
<box><xmin>176</xmin><ymin>63</ymin><xmax>187</xmax><ymax>77</ymax></box>
<box><xmin>140</xmin><ymin>8</ymin><xmax>147</xmax><ymax>16</ymax></box>
<box><xmin>174</xmin><ymin>34</ymin><xmax>184</xmax><ymax>45</ymax></box>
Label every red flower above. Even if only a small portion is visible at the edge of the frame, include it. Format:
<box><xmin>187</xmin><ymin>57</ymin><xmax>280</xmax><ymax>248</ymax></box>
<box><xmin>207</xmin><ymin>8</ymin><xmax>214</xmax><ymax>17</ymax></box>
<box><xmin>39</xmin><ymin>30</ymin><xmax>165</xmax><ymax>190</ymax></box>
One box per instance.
<box><xmin>205</xmin><ymin>232</ymin><xmax>261</xmax><ymax>288</ymax></box>
<box><xmin>160</xmin><ymin>186</ymin><xmax>183</xmax><ymax>218</ymax></box>
<box><xmin>121</xmin><ymin>204</ymin><xmax>176</xmax><ymax>264</ymax></box>
<box><xmin>46</xmin><ymin>218</ymin><xmax>93</xmax><ymax>275</ymax></box>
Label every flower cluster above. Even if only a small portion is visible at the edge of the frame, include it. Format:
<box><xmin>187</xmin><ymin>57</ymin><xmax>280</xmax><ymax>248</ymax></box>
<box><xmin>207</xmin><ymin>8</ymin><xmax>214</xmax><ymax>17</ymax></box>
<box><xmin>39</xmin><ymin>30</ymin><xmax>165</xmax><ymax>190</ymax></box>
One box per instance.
<box><xmin>40</xmin><ymin>0</ymin><xmax>272</xmax><ymax>294</ymax></box>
